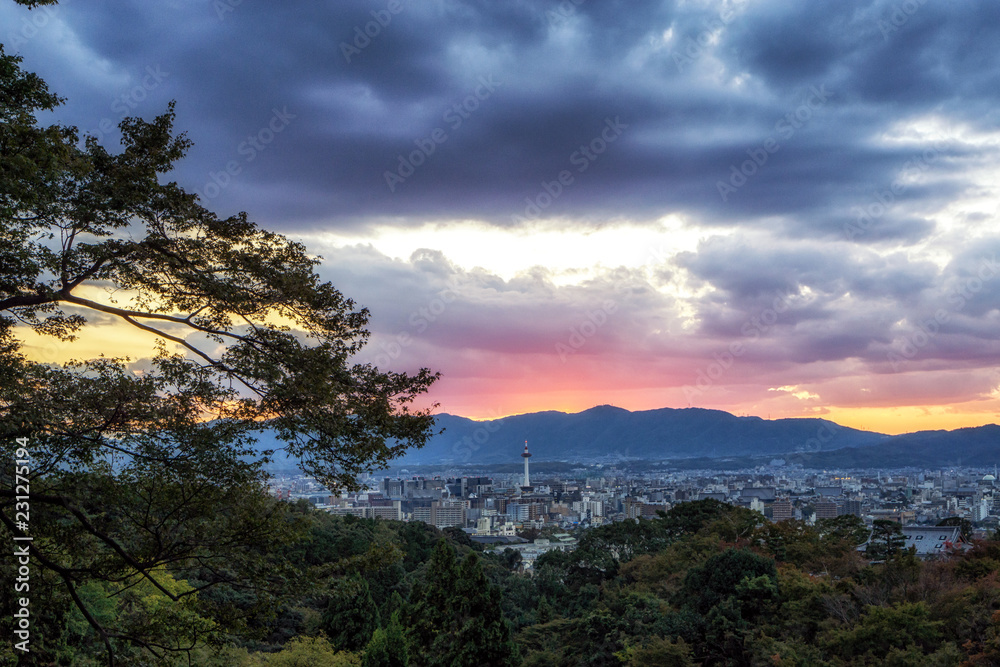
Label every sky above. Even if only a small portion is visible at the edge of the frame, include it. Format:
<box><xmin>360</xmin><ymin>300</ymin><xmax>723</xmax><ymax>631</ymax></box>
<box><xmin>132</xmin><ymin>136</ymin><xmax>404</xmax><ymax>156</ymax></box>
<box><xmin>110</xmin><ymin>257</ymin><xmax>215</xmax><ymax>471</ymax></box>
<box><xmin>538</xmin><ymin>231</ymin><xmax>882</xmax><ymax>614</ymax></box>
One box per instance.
<box><xmin>6</xmin><ymin>0</ymin><xmax>1000</xmax><ymax>434</ymax></box>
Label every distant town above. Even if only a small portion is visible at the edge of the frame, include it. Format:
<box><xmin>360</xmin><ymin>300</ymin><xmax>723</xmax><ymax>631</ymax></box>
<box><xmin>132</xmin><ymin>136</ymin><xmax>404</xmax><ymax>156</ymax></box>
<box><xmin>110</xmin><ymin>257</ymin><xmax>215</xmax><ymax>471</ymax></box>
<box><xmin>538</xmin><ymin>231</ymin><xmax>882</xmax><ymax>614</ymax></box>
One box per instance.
<box><xmin>267</xmin><ymin>441</ymin><xmax>999</xmax><ymax>569</ymax></box>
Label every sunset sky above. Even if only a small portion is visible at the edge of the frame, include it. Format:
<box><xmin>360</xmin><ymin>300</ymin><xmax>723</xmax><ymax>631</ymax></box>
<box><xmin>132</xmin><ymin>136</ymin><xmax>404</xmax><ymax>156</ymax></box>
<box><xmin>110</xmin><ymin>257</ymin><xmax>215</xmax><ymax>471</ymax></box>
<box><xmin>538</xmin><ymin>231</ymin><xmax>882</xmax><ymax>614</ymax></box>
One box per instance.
<box><xmin>6</xmin><ymin>0</ymin><xmax>1000</xmax><ymax>435</ymax></box>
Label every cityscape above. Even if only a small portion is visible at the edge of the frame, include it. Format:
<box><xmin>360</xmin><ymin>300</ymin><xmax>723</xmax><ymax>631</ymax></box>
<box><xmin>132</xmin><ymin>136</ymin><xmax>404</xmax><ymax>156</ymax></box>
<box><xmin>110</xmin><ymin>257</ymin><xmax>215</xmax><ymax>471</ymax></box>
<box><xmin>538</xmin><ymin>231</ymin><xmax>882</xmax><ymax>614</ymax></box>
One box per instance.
<box><xmin>271</xmin><ymin>436</ymin><xmax>997</xmax><ymax>569</ymax></box>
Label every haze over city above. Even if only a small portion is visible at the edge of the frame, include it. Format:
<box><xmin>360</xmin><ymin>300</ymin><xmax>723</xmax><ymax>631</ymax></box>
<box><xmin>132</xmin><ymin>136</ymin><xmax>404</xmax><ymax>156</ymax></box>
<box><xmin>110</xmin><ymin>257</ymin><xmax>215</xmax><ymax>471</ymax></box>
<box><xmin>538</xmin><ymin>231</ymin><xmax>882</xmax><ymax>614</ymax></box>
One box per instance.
<box><xmin>7</xmin><ymin>0</ymin><xmax>1000</xmax><ymax>434</ymax></box>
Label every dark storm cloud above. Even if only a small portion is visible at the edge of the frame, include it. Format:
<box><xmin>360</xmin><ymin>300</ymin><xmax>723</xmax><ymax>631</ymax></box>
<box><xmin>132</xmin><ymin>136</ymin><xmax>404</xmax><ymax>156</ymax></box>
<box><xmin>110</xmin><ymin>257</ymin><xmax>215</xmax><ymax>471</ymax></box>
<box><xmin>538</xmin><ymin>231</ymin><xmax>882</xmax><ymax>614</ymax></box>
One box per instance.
<box><xmin>5</xmin><ymin>0</ymin><xmax>997</xmax><ymax>235</ymax></box>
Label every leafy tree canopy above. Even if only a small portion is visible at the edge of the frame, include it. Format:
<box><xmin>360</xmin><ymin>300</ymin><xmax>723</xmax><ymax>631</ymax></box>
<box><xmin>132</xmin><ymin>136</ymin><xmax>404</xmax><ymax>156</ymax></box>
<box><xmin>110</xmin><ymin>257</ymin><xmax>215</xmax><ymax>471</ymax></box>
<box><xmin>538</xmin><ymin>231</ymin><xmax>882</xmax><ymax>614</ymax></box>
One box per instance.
<box><xmin>0</xmin><ymin>15</ymin><xmax>437</xmax><ymax>664</ymax></box>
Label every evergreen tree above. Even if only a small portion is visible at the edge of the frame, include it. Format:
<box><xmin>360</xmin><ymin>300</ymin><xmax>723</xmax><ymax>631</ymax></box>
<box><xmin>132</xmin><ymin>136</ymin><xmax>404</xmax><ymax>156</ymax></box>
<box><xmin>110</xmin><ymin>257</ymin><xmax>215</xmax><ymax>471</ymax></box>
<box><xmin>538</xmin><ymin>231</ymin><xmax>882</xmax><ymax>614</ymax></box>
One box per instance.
<box><xmin>362</xmin><ymin>612</ymin><xmax>408</xmax><ymax>667</ymax></box>
<box><xmin>323</xmin><ymin>575</ymin><xmax>380</xmax><ymax>652</ymax></box>
<box><xmin>865</xmin><ymin>519</ymin><xmax>907</xmax><ymax>561</ymax></box>
<box><xmin>535</xmin><ymin>596</ymin><xmax>553</xmax><ymax>625</ymax></box>
<box><xmin>451</xmin><ymin>551</ymin><xmax>519</xmax><ymax>667</ymax></box>
<box><xmin>675</xmin><ymin>548</ymin><xmax>779</xmax><ymax>664</ymax></box>
<box><xmin>404</xmin><ymin>540</ymin><xmax>517</xmax><ymax>667</ymax></box>
<box><xmin>404</xmin><ymin>539</ymin><xmax>459</xmax><ymax>662</ymax></box>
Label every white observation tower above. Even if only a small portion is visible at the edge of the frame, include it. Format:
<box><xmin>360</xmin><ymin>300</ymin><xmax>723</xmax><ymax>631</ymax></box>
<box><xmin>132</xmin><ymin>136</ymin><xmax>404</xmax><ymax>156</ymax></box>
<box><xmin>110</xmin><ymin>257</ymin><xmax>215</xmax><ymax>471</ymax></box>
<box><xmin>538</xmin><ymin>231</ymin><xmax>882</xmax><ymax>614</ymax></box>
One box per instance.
<box><xmin>521</xmin><ymin>440</ymin><xmax>532</xmax><ymax>488</ymax></box>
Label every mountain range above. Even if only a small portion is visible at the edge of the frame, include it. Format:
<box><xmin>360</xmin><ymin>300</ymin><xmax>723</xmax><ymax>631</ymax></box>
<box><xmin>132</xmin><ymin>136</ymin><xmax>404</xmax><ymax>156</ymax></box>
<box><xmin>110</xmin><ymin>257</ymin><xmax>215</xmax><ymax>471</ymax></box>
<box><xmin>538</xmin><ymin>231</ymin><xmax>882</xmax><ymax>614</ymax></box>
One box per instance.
<box><xmin>389</xmin><ymin>405</ymin><xmax>877</xmax><ymax>466</ymax></box>
<box><xmin>253</xmin><ymin>405</ymin><xmax>1000</xmax><ymax>471</ymax></box>
<box><xmin>388</xmin><ymin>405</ymin><xmax>1000</xmax><ymax>469</ymax></box>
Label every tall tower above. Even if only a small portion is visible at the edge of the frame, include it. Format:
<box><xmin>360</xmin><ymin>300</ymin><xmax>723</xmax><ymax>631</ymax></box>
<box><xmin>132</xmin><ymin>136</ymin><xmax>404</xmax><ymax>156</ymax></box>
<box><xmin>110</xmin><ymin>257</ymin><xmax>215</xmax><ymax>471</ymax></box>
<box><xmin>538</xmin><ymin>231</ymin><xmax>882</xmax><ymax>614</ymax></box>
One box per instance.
<box><xmin>521</xmin><ymin>440</ymin><xmax>532</xmax><ymax>488</ymax></box>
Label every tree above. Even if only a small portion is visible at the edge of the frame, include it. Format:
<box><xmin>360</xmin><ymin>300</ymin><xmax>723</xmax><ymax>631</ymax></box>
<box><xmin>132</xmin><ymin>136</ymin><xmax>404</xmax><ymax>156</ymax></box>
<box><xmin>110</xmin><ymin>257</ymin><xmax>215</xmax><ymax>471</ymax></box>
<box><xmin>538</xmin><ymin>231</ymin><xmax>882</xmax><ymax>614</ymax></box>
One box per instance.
<box><xmin>535</xmin><ymin>596</ymin><xmax>553</xmax><ymax>624</ymax></box>
<box><xmin>865</xmin><ymin>520</ymin><xmax>907</xmax><ymax>561</ymax></box>
<box><xmin>362</xmin><ymin>612</ymin><xmax>408</xmax><ymax>667</ymax></box>
<box><xmin>616</xmin><ymin>636</ymin><xmax>696</xmax><ymax>667</ymax></box>
<box><xmin>675</xmin><ymin>548</ymin><xmax>778</xmax><ymax>664</ymax></box>
<box><xmin>656</xmin><ymin>498</ymin><xmax>760</xmax><ymax>543</ymax></box>
<box><xmin>679</xmin><ymin>548</ymin><xmax>778</xmax><ymax>618</ymax></box>
<box><xmin>0</xmin><ymin>18</ymin><xmax>438</xmax><ymax>665</ymax></box>
<box><xmin>816</xmin><ymin>513</ymin><xmax>868</xmax><ymax>546</ymax></box>
<box><xmin>248</xmin><ymin>635</ymin><xmax>361</xmax><ymax>667</ymax></box>
<box><xmin>61</xmin><ymin>567</ymin><xmax>217</xmax><ymax>665</ymax></box>
<box><xmin>322</xmin><ymin>575</ymin><xmax>380</xmax><ymax>652</ymax></box>
<box><xmin>404</xmin><ymin>540</ymin><xmax>518</xmax><ymax>667</ymax></box>
<box><xmin>819</xmin><ymin>602</ymin><xmax>944</xmax><ymax>663</ymax></box>
<box><xmin>754</xmin><ymin>520</ymin><xmax>821</xmax><ymax>566</ymax></box>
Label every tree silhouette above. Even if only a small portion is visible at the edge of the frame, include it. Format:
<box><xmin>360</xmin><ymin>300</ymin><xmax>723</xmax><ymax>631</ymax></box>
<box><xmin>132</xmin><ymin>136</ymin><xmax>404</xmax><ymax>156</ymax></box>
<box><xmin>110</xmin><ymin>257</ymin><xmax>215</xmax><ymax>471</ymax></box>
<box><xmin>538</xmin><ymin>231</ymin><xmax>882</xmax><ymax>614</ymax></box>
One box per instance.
<box><xmin>0</xmin><ymin>19</ymin><xmax>437</xmax><ymax>665</ymax></box>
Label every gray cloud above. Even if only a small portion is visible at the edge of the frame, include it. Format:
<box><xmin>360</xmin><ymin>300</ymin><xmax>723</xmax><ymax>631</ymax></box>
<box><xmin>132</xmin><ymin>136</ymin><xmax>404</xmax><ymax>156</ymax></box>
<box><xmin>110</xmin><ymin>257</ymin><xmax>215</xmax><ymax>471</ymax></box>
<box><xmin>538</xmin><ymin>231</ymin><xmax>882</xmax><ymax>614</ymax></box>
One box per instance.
<box><xmin>4</xmin><ymin>0</ymin><xmax>995</xmax><ymax>236</ymax></box>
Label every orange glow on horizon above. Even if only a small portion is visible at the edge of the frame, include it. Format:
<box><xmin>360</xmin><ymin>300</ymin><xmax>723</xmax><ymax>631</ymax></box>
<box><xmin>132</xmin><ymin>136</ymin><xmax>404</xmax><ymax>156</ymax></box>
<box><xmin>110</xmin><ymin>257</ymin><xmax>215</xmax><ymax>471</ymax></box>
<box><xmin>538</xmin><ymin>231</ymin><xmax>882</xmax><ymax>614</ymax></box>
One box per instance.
<box><xmin>437</xmin><ymin>396</ymin><xmax>1000</xmax><ymax>436</ymax></box>
<box><xmin>19</xmin><ymin>320</ymin><xmax>1000</xmax><ymax>437</ymax></box>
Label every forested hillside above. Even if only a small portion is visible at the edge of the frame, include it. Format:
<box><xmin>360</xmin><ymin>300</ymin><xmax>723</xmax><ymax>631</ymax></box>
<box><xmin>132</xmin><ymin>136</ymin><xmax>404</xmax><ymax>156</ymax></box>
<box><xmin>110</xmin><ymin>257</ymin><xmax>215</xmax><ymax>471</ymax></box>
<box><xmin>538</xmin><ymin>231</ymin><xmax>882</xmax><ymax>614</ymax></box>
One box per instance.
<box><xmin>9</xmin><ymin>498</ymin><xmax>1000</xmax><ymax>665</ymax></box>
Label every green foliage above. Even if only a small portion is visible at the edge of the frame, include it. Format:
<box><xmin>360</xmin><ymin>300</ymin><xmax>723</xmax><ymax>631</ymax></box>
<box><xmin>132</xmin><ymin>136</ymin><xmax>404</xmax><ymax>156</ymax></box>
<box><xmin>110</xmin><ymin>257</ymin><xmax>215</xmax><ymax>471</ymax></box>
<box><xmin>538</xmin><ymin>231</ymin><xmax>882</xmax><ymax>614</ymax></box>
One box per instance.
<box><xmin>323</xmin><ymin>575</ymin><xmax>380</xmax><ymax>652</ymax></box>
<box><xmin>673</xmin><ymin>547</ymin><xmax>779</xmax><ymax>664</ymax></box>
<box><xmin>65</xmin><ymin>568</ymin><xmax>217</xmax><ymax>661</ymax></box>
<box><xmin>679</xmin><ymin>547</ymin><xmax>778</xmax><ymax>615</ymax></box>
<box><xmin>755</xmin><ymin>520</ymin><xmax>821</xmax><ymax>567</ymax></box>
<box><xmin>497</xmin><ymin>547</ymin><xmax>523</xmax><ymax>572</ymax></box>
<box><xmin>404</xmin><ymin>539</ymin><xmax>518</xmax><ymax>667</ymax></box>
<box><xmin>656</xmin><ymin>498</ymin><xmax>760</xmax><ymax>542</ymax></box>
<box><xmin>954</xmin><ymin>539</ymin><xmax>1000</xmax><ymax>581</ymax></box>
<box><xmin>531</xmin><ymin>505</ymin><xmax>758</xmax><ymax>608</ymax></box>
<box><xmin>247</xmin><ymin>635</ymin><xmax>360</xmax><ymax>667</ymax></box>
<box><xmin>16</xmin><ymin>5</ymin><xmax>1000</xmax><ymax>667</ymax></box>
<box><xmin>816</xmin><ymin>514</ymin><xmax>867</xmax><ymax>544</ymax></box>
<box><xmin>616</xmin><ymin>636</ymin><xmax>696</xmax><ymax>666</ymax></box>
<box><xmin>397</xmin><ymin>521</ymin><xmax>445</xmax><ymax>572</ymax></box>
<box><xmin>536</xmin><ymin>596</ymin><xmax>554</xmax><ymax>624</ymax></box>
<box><xmin>820</xmin><ymin>602</ymin><xmax>944</xmax><ymax>663</ymax></box>
<box><xmin>362</xmin><ymin>612</ymin><xmax>408</xmax><ymax>667</ymax></box>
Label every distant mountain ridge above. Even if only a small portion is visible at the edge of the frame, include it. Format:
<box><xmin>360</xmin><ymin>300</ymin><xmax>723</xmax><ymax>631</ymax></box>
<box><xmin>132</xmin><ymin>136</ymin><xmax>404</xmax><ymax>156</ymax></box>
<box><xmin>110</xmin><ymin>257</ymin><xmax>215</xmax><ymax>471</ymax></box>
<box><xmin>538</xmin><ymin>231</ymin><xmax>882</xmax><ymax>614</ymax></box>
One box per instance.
<box><xmin>250</xmin><ymin>406</ymin><xmax>1000</xmax><ymax>471</ymax></box>
<box><xmin>390</xmin><ymin>405</ymin><xmax>890</xmax><ymax>465</ymax></box>
<box><xmin>787</xmin><ymin>424</ymin><xmax>1000</xmax><ymax>469</ymax></box>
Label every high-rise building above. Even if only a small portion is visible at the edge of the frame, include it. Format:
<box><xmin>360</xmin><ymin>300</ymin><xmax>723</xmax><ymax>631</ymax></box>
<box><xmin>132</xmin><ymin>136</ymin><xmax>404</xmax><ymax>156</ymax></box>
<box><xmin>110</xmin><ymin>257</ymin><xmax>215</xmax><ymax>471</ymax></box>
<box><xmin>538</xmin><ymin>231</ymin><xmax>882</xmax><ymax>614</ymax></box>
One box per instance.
<box><xmin>771</xmin><ymin>499</ymin><xmax>794</xmax><ymax>522</ymax></box>
<box><xmin>429</xmin><ymin>500</ymin><xmax>466</xmax><ymax>528</ymax></box>
<box><xmin>842</xmin><ymin>499</ymin><xmax>863</xmax><ymax>517</ymax></box>
<box><xmin>815</xmin><ymin>500</ymin><xmax>840</xmax><ymax>520</ymax></box>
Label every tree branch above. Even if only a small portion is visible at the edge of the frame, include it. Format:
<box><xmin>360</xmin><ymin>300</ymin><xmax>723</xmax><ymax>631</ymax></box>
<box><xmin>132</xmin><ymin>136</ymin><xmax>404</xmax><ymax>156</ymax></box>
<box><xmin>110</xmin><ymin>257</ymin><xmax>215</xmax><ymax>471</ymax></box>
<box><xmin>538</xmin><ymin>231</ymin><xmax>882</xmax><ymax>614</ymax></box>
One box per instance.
<box><xmin>0</xmin><ymin>488</ymin><xmax>182</xmax><ymax>601</ymax></box>
<box><xmin>0</xmin><ymin>509</ymin><xmax>118</xmax><ymax>667</ymax></box>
